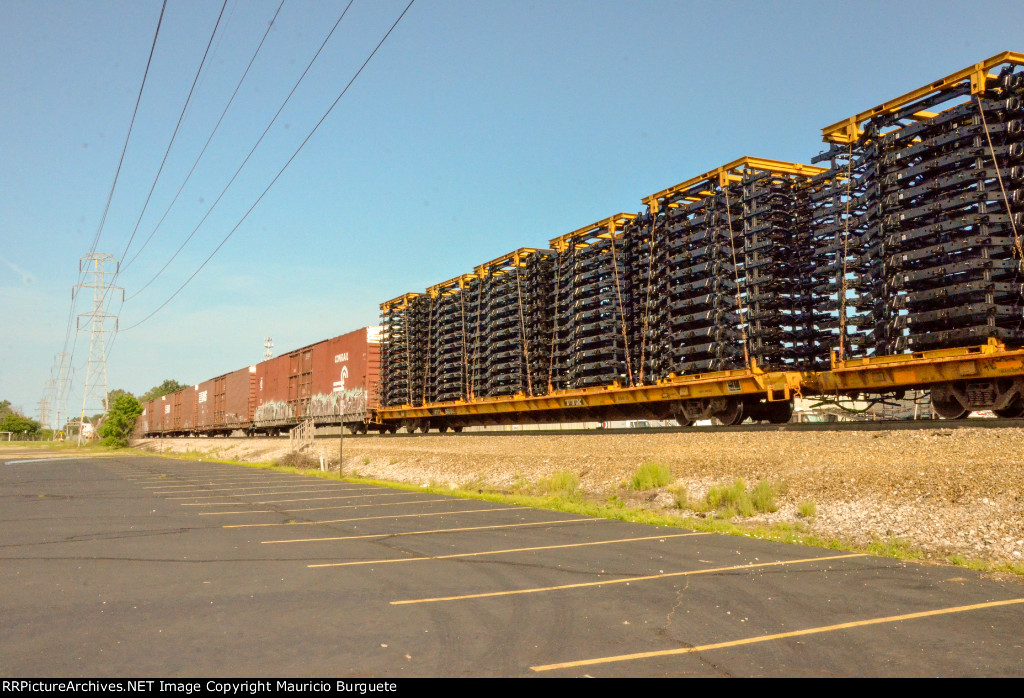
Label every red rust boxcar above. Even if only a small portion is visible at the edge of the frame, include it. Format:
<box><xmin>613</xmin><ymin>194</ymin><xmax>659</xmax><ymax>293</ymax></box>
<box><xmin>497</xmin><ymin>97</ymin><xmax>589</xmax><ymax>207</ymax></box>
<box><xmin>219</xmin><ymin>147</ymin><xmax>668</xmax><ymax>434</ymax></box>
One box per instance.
<box><xmin>253</xmin><ymin>326</ymin><xmax>380</xmax><ymax>434</ymax></box>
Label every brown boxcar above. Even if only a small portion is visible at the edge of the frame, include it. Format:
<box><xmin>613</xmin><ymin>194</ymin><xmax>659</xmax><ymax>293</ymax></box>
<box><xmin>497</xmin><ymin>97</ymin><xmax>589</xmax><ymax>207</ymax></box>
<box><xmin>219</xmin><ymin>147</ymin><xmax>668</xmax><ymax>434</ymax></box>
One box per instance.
<box><xmin>253</xmin><ymin>326</ymin><xmax>380</xmax><ymax>431</ymax></box>
<box><xmin>218</xmin><ymin>365</ymin><xmax>256</xmax><ymax>432</ymax></box>
<box><xmin>254</xmin><ymin>351</ymin><xmax>295</xmax><ymax>429</ymax></box>
<box><xmin>169</xmin><ymin>386</ymin><xmax>198</xmax><ymax>434</ymax></box>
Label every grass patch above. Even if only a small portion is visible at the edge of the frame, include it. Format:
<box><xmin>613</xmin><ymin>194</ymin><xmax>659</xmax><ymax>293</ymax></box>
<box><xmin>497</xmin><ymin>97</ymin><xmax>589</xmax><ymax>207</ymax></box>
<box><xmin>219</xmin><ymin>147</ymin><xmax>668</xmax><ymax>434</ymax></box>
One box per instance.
<box><xmin>274</xmin><ymin>451</ymin><xmax>321</xmax><ymax>470</ymax></box>
<box><xmin>536</xmin><ymin>470</ymin><xmax>579</xmax><ymax>498</ymax></box>
<box><xmin>867</xmin><ymin>536</ymin><xmax>924</xmax><ymax>561</ymax></box>
<box><xmin>701</xmin><ymin>479</ymin><xmax>780</xmax><ymax>519</ymax></box>
<box><xmin>797</xmin><ymin>500</ymin><xmax>817</xmax><ymax>518</ymax></box>
<box><xmin>629</xmin><ymin>461</ymin><xmax>672</xmax><ymax>491</ymax></box>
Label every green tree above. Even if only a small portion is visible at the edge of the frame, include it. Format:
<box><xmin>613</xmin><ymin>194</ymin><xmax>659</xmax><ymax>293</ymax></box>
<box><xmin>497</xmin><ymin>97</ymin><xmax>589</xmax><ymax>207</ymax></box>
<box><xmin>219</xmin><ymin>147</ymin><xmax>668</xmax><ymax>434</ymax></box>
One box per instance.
<box><xmin>139</xmin><ymin>380</ymin><xmax>185</xmax><ymax>404</ymax></box>
<box><xmin>98</xmin><ymin>394</ymin><xmax>144</xmax><ymax>448</ymax></box>
<box><xmin>105</xmin><ymin>388</ymin><xmax>135</xmax><ymax>410</ymax></box>
<box><xmin>0</xmin><ymin>412</ymin><xmax>40</xmax><ymax>437</ymax></box>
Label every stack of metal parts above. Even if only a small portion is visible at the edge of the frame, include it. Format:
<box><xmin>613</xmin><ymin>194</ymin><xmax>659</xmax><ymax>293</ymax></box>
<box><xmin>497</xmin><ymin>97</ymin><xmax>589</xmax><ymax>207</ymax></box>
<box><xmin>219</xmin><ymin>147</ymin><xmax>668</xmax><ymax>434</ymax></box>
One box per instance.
<box><xmin>622</xmin><ymin>213</ymin><xmax>670</xmax><ymax>385</ymax></box>
<box><xmin>658</xmin><ymin>190</ymin><xmax>744</xmax><ymax>374</ymax></box>
<box><xmin>379</xmin><ymin>293</ymin><xmax>428</xmax><ymax>407</ymax></box>
<box><xmin>474</xmin><ymin>249</ymin><xmax>555</xmax><ymax>398</ymax></box>
<box><xmin>815</xmin><ymin>57</ymin><xmax>1024</xmax><ymax>357</ymax></box>
<box><xmin>809</xmin><ymin>134</ymin><xmax>889</xmax><ymax>358</ymax></box>
<box><xmin>549</xmin><ymin>216</ymin><xmax>634</xmax><ymax>390</ymax></box>
<box><xmin>740</xmin><ymin>170</ymin><xmax>827</xmax><ymax>370</ymax></box>
<box><xmin>882</xmin><ymin>68</ymin><xmax>1024</xmax><ymax>351</ymax></box>
<box><xmin>642</xmin><ymin>158</ymin><xmax>829</xmax><ymax>376</ymax></box>
<box><xmin>425</xmin><ymin>275</ymin><xmax>478</xmax><ymax>404</ymax></box>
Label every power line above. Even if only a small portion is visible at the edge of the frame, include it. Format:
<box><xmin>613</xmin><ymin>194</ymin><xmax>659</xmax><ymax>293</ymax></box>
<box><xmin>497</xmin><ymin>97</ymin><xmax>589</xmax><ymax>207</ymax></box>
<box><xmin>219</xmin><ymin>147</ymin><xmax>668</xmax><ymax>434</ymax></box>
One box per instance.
<box><xmin>118</xmin><ymin>0</ymin><xmax>229</xmax><ymax>265</ymax></box>
<box><xmin>121</xmin><ymin>0</ymin><xmax>417</xmax><ymax>332</ymax></box>
<box><xmin>88</xmin><ymin>0</ymin><xmax>168</xmax><ymax>261</ymax></box>
<box><xmin>123</xmin><ymin>0</ymin><xmax>356</xmax><ymax>303</ymax></box>
<box><xmin>120</xmin><ymin>0</ymin><xmax>286</xmax><ymax>273</ymax></box>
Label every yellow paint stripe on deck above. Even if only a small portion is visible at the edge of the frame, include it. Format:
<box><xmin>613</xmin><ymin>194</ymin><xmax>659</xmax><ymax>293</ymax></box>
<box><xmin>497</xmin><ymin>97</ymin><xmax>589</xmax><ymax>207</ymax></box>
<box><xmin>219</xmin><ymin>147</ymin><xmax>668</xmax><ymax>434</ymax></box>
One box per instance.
<box><xmin>391</xmin><ymin>553</ymin><xmax>866</xmax><ymax>605</ymax></box>
<box><xmin>530</xmin><ymin>597</ymin><xmax>1024</xmax><ymax>672</ymax></box>
<box><xmin>230</xmin><ymin>506</ymin><xmax>524</xmax><ymax>528</ymax></box>
<box><xmin>198</xmin><ymin>497</ymin><xmax>455</xmax><ymax>515</ymax></box>
<box><xmin>307</xmin><ymin>532</ymin><xmax>707</xmax><ymax>565</ymax></box>
<box><xmin>180</xmin><ymin>492</ymin><xmax>414</xmax><ymax>506</ymax></box>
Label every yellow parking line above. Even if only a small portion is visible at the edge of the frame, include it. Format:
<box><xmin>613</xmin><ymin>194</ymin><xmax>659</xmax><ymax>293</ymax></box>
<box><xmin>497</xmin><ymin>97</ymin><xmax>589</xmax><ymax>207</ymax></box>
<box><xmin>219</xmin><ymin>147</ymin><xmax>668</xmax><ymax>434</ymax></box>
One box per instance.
<box><xmin>198</xmin><ymin>497</ymin><xmax>455</xmax><ymax>515</ymax></box>
<box><xmin>531</xmin><ymin>597</ymin><xmax>1024</xmax><ymax>672</ymax></box>
<box><xmin>391</xmin><ymin>553</ymin><xmax>866</xmax><ymax>606</ymax></box>
<box><xmin>180</xmin><ymin>492</ymin><xmax>414</xmax><ymax>506</ymax></box>
<box><xmin>231</xmin><ymin>506</ymin><xmax>525</xmax><ymax>528</ymax></box>
<box><xmin>272</xmin><ymin>517</ymin><xmax>602</xmax><ymax>540</ymax></box>
<box><xmin>165</xmin><ymin>488</ymin><xmax>346</xmax><ymax>500</ymax></box>
<box><xmin>308</xmin><ymin>532</ymin><xmax>707</xmax><ymax>566</ymax></box>
<box><xmin>148</xmin><ymin>483</ymin><xmax>358</xmax><ymax>492</ymax></box>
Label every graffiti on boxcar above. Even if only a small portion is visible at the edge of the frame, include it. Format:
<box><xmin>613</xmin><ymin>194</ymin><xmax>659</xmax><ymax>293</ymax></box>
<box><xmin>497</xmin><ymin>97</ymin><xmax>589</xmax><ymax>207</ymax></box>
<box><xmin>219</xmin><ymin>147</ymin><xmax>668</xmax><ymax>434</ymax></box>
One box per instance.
<box><xmin>254</xmin><ymin>400</ymin><xmax>293</xmax><ymax>424</ymax></box>
<box><xmin>307</xmin><ymin>388</ymin><xmax>367</xmax><ymax>418</ymax></box>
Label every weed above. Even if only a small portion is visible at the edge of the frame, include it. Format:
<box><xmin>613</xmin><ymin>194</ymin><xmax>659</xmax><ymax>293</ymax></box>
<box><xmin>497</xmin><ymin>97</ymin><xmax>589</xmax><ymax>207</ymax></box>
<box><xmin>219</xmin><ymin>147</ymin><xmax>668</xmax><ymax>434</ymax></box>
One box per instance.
<box><xmin>537</xmin><ymin>470</ymin><xmax>579</xmax><ymax>498</ymax></box>
<box><xmin>275</xmin><ymin>451</ymin><xmax>320</xmax><ymax>470</ymax></box>
<box><xmin>797</xmin><ymin>500</ymin><xmax>817</xmax><ymax>518</ymax></box>
<box><xmin>362</xmin><ymin>456</ymin><xmax>370</xmax><ymax>466</ymax></box>
<box><xmin>668</xmin><ymin>484</ymin><xmax>690</xmax><ymax>510</ymax></box>
<box><xmin>750</xmin><ymin>480</ymin><xmax>780</xmax><ymax>513</ymax></box>
<box><xmin>629</xmin><ymin>461</ymin><xmax>672</xmax><ymax>491</ymax></box>
<box><xmin>704</xmin><ymin>479</ymin><xmax>778</xmax><ymax>518</ymax></box>
<box><xmin>867</xmin><ymin>536</ymin><xmax>924</xmax><ymax>561</ymax></box>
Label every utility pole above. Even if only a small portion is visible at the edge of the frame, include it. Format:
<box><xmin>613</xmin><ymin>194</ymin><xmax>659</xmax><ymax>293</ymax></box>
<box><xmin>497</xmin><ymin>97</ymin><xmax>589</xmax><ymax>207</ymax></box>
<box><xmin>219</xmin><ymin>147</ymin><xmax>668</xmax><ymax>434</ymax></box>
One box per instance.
<box><xmin>263</xmin><ymin>337</ymin><xmax>274</xmax><ymax>360</ymax></box>
<box><xmin>76</xmin><ymin>253</ymin><xmax>122</xmax><ymax>445</ymax></box>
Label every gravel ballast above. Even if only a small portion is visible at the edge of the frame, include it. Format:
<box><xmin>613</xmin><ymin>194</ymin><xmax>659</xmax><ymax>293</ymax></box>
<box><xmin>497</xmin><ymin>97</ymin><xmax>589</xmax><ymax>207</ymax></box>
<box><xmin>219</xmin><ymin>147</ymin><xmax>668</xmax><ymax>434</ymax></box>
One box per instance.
<box><xmin>135</xmin><ymin>427</ymin><xmax>1024</xmax><ymax>565</ymax></box>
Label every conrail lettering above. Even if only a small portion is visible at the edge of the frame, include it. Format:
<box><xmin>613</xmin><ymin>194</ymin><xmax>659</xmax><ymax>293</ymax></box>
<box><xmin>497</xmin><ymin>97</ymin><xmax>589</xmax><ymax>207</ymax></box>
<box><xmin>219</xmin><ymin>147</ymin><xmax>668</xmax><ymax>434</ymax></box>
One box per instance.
<box><xmin>334</xmin><ymin>353</ymin><xmax>349</xmax><ymax>363</ymax></box>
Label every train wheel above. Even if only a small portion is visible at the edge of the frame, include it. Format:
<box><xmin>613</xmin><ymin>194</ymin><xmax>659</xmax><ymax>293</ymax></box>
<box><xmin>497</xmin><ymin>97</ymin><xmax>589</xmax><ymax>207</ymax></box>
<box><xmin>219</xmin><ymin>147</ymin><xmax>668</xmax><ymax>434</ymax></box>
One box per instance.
<box><xmin>765</xmin><ymin>400</ymin><xmax>793</xmax><ymax>424</ymax></box>
<box><xmin>403</xmin><ymin>423</ymin><xmax>416</xmax><ymax>434</ymax></box>
<box><xmin>452</xmin><ymin>425</ymin><xmax>464</xmax><ymax>433</ymax></box>
<box><xmin>994</xmin><ymin>396</ymin><xmax>1024</xmax><ymax>418</ymax></box>
<box><xmin>438</xmin><ymin>425</ymin><xmax>450</xmax><ymax>433</ymax></box>
<box><xmin>387</xmin><ymin>424</ymin><xmax>398</xmax><ymax>434</ymax></box>
<box><xmin>932</xmin><ymin>396</ymin><xmax>968</xmax><ymax>420</ymax></box>
<box><xmin>675</xmin><ymin>416</ymin><xmax>694</xmax><ymax>427</ymax></box>
<box><xmin>417</xmin><ymin>421</ymin><xmax>431</xmax><ymax>433</ymax></box>
<box><xmin>711</xmin><ymin>398</ymin><xmax>744</xmax><ymax>426</ymax></box>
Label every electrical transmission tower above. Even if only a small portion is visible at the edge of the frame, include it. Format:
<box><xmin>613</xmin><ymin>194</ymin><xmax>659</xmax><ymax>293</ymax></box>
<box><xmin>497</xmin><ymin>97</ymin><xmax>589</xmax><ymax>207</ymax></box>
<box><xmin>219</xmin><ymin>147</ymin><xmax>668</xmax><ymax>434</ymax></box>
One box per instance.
<box><xmin>76</xmin><ymin>254</ymin><xmax>122</xmax><ymax>445</ymax></box>
<box><xmin>53</xmin><ymin>352</ymin><xmax>71</xmax><ymax>438</ymax></box>
<box><xmin>264</xmin><ymin>337</ymin><xmax>274</xmax><ymax>360</ymax></box>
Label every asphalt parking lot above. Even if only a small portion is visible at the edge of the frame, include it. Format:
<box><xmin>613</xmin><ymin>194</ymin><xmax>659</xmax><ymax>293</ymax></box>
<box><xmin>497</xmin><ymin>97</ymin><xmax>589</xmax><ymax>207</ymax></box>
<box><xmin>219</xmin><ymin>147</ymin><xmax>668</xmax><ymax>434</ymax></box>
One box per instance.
<box><xmin>2</xmin><ymin>452</ymin><xmax>1022</xmax><ymax>677</ymax></box>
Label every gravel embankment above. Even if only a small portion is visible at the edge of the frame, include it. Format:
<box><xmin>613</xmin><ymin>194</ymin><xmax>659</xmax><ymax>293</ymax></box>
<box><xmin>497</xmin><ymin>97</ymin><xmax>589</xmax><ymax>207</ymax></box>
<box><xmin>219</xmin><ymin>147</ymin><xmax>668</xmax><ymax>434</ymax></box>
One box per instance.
<box><xmin>135</xmin><ymin>428</ymin><xmax>1024</xmax><ymax>564</ymax></box>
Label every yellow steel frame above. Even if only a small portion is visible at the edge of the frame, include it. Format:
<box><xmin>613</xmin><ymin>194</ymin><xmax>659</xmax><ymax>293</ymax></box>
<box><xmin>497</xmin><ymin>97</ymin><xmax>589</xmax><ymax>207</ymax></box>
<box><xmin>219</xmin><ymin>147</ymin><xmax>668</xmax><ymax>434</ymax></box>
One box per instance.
<box><xmin>822</xmin><ymin>51</ymin><xmax>1024</xmax><ymax>144</ymax></box>
<box><xmin>380</xmin><ymin>292</ymin><xmax>421</xmax><ymax>312</ymax></box>
<box><xmin>377</xmin><ymin>366</ymin><xmax>803</xmax><ymax>421</ymax></box>
<box><xmin>549</xmin><ymin>213</ymin><xmax>636</xmax><ymax>252</ymax></box>
<box><xmin>474</xmin><ymin>248</ymin><xmax>546</xmax><ymax>278</ymax></box>
<box><xmin>427</xmin><ymin>273</ymin><xmax>477</xmax><ymax>298</ymax></box>
<box><xmin>805</xmin><ymin>340</ymin><xmax>1024</xmax><ymax>395</ymax></box>
<box><xmin>642</xmin><ymin>156</ymin><xmax>826</xmax><ymax>214</ymax></box>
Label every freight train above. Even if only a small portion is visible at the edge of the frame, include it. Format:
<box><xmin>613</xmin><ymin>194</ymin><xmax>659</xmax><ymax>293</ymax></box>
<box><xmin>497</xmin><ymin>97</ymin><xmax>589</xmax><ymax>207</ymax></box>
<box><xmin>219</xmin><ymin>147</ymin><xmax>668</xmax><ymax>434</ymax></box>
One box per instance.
<box><xmin>137</xmin><ymin>52</ymin><xmax>1024</xmax><ymax>437</ymax></box>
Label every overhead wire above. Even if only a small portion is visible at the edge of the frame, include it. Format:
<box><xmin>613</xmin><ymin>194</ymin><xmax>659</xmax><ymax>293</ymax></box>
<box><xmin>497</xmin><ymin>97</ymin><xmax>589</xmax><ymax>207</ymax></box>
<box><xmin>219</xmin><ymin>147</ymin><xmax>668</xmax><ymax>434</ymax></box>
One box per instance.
<box><xmin>119</xmin><ymin>0</ymin><xmax>417</xmax><ymax>334</ymax></box>
<box><xmin>123</xmin><ymin>0</ymin><xmax>356</xmax><ymax>303</ymax></box>
<box><xmin>117</xmin><ymin>0</ymin><xmax>229</xmax><ymax>266</ymax></box>
<box><xmin>120</xmin><ymin>0</ymin><xmax>285</xmax><ymax>272</ymax></box>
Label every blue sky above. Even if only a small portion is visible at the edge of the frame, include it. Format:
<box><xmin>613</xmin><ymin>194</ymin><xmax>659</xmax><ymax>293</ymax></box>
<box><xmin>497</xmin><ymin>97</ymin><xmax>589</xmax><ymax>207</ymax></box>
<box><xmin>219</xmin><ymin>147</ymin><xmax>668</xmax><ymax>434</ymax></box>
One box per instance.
<box><xmin>1</xmin><ymin>0</ymin><xmax>1022</xmax><ymax>421</ymax></box>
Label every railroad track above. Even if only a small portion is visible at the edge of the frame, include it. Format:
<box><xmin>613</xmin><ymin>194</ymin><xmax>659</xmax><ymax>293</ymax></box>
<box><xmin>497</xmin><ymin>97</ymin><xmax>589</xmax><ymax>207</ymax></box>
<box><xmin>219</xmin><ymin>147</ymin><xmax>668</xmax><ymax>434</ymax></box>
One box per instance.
<box><xmin>150</xmin><ymin>416</ymin><xmax>1024</xmax><ymax>441</ymax></box>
